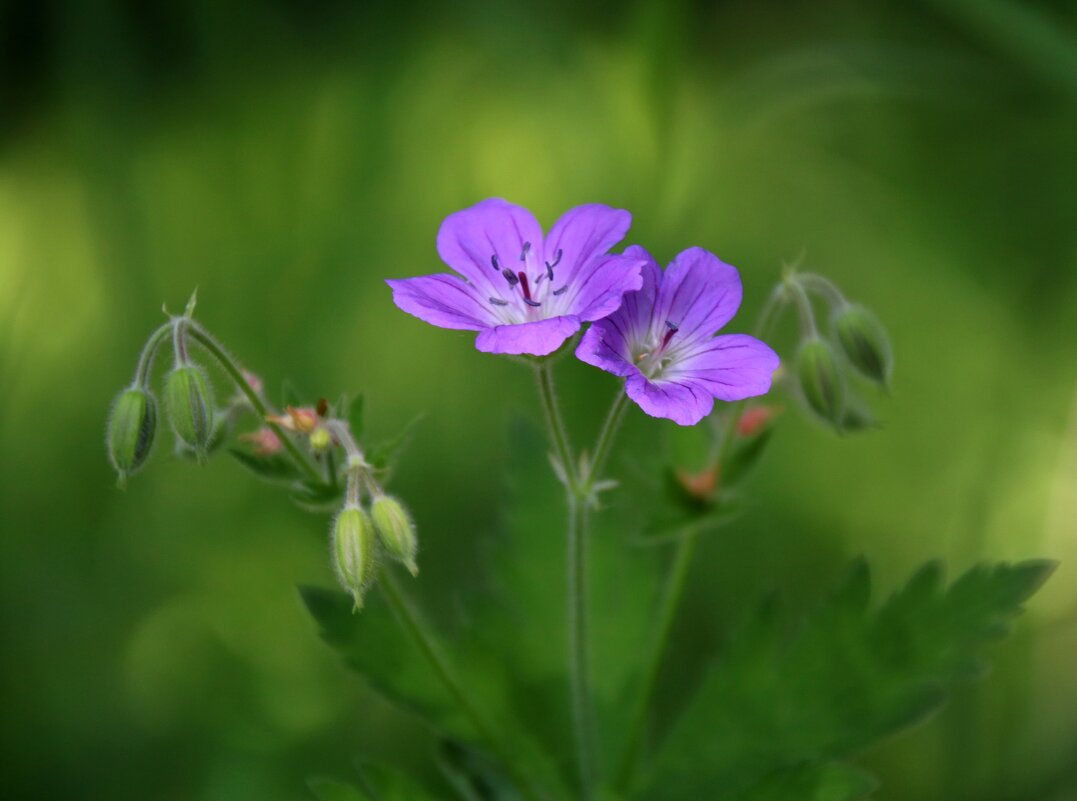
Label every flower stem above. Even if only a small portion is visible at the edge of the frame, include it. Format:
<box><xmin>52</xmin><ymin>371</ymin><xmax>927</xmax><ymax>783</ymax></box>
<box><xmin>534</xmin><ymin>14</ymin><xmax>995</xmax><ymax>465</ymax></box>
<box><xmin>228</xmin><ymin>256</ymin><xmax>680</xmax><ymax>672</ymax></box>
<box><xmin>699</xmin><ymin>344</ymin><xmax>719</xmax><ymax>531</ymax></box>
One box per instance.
<box><xmin>133</xmin><ymin>323</ymin><xmax>172</xmax><ymax>387</ymax></box>
<box><xmin>186</xmin><ymin>323</ymin><xmax>323</xmax><ymax>485</ymax></box>
<box><xmin>534</xmin><ymin>360</ymin><xmax>578</xmax><ymax>487</ymax></box>
<box><xmin>378</xmin><ymin>569</ymin><xmax>544</xmax><ymax>801</ymax></box>
<box><xmin>586</xmin><ymin>391</ymin><xmax>630</xmax><ymax>490</ymax></box>
<box><xmin>566</xmin><ymin>492</ymin><xmax>596</xmax><ymax>799</ymax></box>
<box><xmin>613</xmin><ymin>524</ymin><xmax>698</xmax><ymax>795</ymax></box>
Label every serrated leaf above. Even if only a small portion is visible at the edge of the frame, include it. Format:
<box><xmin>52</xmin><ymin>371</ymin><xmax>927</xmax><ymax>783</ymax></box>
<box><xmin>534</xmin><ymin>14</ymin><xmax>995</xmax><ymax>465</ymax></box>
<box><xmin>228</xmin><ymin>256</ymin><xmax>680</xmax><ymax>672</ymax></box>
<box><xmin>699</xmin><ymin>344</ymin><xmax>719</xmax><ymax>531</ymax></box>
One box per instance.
<box><xmin>228</xmin><ymin>447</ymin><xmax>303</xmax><ymax>482</ymax></box>
<box><xmin>347</xmin><ymin>392</ymin><xmax>366</xmax><ymax>442</ymax></box>
<box><xmin>646</xmin><ymin>559</ymin><xmax>1055</xmax><ymax>800</ymax></box>
<box><xmin>437</xmin><ymin>740</ymin><xmax>523</xmax><ymax>801</ymax></box>
<box><xmin>309</xmin><ymin>777</ymin><xmax>371</xmax><ymax>801</ymax></box>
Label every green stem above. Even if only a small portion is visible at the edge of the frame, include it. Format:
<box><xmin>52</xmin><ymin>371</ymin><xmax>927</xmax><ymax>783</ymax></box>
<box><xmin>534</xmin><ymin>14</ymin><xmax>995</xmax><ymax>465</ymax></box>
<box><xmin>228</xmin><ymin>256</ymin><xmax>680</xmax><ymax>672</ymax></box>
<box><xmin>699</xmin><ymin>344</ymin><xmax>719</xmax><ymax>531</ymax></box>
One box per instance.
<box><xmin>586</xmin><ymin>391</ymin><xmax>630</xmax><ymax>490</ymax></box>
<box><xmin>534</xmin><ymin>360</ymin><xmax>578</xmax><ymax>487</ymax></box>
<box><xmin>379</xmin><ymin>570</ymin><xmax>544</xmax><ymax>801</ymax></box>
<box><xmin>133</xmin><ymin>323</ymin><xmax>172</xmax><ymax>387</ymax></box>
<box><xmin>566</xmin><ymin>493</ymin><xmax>596</xmax><ymax>799</ymax></box>
<box><xmin>186</xmin><ymin>323</ymin><xmax>323</xmax><ymax>485</ymax></box>
<box><xmin>613</xmin><ymin>525</ymin><xmax>698</xmax><ymax>794</ymax></box>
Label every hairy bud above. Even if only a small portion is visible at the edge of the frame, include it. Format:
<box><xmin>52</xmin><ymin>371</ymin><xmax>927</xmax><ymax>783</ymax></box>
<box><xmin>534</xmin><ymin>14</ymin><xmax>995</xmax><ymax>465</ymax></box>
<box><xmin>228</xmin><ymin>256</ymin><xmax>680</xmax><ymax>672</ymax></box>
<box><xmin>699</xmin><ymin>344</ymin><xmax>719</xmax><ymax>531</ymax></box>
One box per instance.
<box><xmin>332</xmin><ymin>505</ymin><xmax>378</xmax><ymax>610</ymax></box>
<box><xmin>165</xmin><ymin>365</ymin><xmax>215</xmax><ymax>460</ymax></box>
<box><xmin>797</xmin><ymin>337</ymin><xmax>845</xmax><ymax>426</ymax></box>
<box><xmin>107</xmin><ymin>387</ymin><xmax>157</xmax><ymax>487</ymax></box>
<box><xmin>371</xmin><ymin>494</ymin><xmax>419</xmax><ymax>576</ymax></box>
<box><xmin>832</xmin><ymin>303</ymin><xmax>892</xmax><ymax>386</ymax></box>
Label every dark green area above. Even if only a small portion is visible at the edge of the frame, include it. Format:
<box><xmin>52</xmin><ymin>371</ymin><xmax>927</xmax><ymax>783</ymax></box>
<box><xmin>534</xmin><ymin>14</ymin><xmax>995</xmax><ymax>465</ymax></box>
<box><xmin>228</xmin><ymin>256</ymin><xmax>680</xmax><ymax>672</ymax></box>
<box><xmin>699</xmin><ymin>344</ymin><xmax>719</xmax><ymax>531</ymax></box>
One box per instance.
<box><xmin>1</xmin><ymin>1</ymin><xmax>1075</xmax><ymax>800</ymax></box>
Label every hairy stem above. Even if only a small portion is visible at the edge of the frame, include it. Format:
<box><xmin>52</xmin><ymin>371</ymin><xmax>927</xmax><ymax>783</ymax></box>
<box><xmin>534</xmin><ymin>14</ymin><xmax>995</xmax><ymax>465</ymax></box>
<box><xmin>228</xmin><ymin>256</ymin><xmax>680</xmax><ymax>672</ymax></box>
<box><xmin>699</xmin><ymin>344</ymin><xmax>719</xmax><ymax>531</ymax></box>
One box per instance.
<box><xmin>378</xmin><ymin>569</ymin><xmax>544</xmax><ymax>801</ymax></box>
<box><xmin>613</xmin><ymin>525</ymin><xmax>698</xmax><ymax>794</ymax></box>
<box><xmin>186</xmin><ymin>323</ymin><xmax>323</xmax><ymax>484</ymax></box>
<box><xmin>133</xmin><ymin>323</ymin><xmax>173</xmax><ymax>387</ymax></box>
<box><xmin>586</xmin><ymin>391</ymin><xmax>630</xmax><ymax>490</ymax></box>
<box><xmin>534</xmin><ymin>360</ymin><xmax>578</xmax><ymax>487</ymax></box>
<box><xmin>566</xmin><ymin>493</ymin><xmax>596</xmax><ymax>799</ymax></box>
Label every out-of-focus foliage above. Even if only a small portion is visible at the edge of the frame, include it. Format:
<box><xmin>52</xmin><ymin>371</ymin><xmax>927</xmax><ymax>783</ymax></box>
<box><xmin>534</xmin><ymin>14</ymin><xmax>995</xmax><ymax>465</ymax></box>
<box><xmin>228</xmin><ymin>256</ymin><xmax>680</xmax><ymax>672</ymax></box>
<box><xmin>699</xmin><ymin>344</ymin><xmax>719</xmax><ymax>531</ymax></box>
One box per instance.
<box><xmin>2</xmin><ymin>1</ymin><xmax>1075</xmax><ymax>800</ymax></box>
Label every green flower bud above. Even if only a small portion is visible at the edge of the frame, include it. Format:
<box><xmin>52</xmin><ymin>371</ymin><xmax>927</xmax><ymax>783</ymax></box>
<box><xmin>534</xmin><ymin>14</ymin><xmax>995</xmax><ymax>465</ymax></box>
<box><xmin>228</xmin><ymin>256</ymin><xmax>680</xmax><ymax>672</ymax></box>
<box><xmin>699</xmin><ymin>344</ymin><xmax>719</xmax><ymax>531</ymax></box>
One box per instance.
<box><xmin>797</xmin><ymin>336</ymin><xmax>846</xmax><ymax>426</ymax></box>
<box><xmin>165</xmin><ymin>365</ymin><xmax>215</xmax><ymax>461</ymax></box>
<box><xmin>832</xmin><ymin>303</ymin><xmax>892</xmax><ymax>386</ymax></box>
<box><xmin>332</xmin><ymin>505</ymin><xmax>378</xmax><ymax>610</ymax></box>
<box><xmin>107</xmin><ymin>386</ymin><xmax>157</xmax><ymax>487</ymax></box>
<box><xmin>371</xmin><ymin>494</ymin><xmax>419</xmax><ymax>576</ymax></box>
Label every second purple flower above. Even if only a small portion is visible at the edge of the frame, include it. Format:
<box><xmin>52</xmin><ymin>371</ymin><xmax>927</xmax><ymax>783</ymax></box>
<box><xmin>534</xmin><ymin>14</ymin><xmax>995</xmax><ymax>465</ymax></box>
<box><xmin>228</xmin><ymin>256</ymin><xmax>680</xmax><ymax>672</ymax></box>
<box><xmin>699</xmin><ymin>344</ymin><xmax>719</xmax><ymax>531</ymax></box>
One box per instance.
<box><xmin>388</xmin><ymin>199</ymin><xmax>645</xmax><ymax>357</ymax></box>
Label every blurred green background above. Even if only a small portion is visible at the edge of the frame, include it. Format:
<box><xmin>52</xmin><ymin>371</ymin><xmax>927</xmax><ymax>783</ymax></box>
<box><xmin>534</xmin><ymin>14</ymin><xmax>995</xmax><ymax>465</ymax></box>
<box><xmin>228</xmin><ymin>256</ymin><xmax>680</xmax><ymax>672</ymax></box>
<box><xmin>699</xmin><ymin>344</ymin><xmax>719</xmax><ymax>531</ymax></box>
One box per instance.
<box><xmin>2</xmin><ymin>0</ymin><xmax>1076</xmax><ymax>799</ymax></box>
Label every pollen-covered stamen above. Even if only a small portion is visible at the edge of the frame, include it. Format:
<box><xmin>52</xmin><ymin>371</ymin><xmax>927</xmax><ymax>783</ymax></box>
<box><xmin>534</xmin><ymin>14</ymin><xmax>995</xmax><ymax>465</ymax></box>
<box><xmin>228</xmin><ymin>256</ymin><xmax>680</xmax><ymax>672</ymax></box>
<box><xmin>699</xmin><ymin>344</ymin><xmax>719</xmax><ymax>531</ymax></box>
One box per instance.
<box><xmin>489</xmin><ymin>297</ymin><xmax>509</xmax><ymax>306</ymax></box>
<box><xmin>552</xmin><ymin>285</ymin><xmax>568</xmax><ymax>295</ymax></box>
<box><xmin>520</xmin><ymin>241</ymin><xmax>531</xmax><ymax>261</ymax></box>
<box><xmin>491</xmin><ymin>254</ymin><xmax>501</xmax><ymax>271</ymax></box>
<box><xmin>502</xmin><ymin>268</ymin><xmax>519</xmax><ymax>287</ymax></box>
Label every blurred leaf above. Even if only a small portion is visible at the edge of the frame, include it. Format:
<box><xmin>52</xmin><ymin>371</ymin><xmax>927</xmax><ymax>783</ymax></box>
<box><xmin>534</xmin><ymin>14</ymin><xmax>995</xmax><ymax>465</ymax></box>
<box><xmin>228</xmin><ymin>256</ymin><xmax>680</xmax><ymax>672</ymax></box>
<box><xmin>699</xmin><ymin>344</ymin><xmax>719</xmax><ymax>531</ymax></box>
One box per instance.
<box><xmin>346</xmin><ymin>392</ymin><xmax>366</xmax><ymax>442</ymax></box>
<box><xmin>437</xmin><ymin>740</ymin><xmax>523</xmax><ymax>801</ymax></box>
<box><xmin>368</xmin><ymin>414</ymin><xmax>424</xmax><ymax>471</ymax></box>
<box><xmin>228</xmin><ymin>447</ymin><xmax>303</xmax><ymax>482</ymax></box>
<box><xmin>353</xmin><ymin>761</ymin><xmax>448</xmax><ymax>801</ymax></box>
<box><xmin>647</xmin><ymin>559</ymin><xmax>1056</xmax><ymax>799</ymax></box>
<box><xmin>291</xmin><ymin>478</ymin><xmax>345</xmax><ymax>511</ymax></box>
<box><xmin>281</xmin><ymin>379</ymin><xmax>305</xmax><ymax>408</ymax></box>
<box><xmin>722</xmin><ymin>429</ymin><xmax>774</xmax><ymax>488</ymax></box>
<box><xmin>310</xmin><ymin>777</ymin><xmax>371</xmax><ymax>801</ymax></box>
<box><xmin>728</xmin><ymin>762</ymin><xmax>878</xmax><ymax>801</ymax></box>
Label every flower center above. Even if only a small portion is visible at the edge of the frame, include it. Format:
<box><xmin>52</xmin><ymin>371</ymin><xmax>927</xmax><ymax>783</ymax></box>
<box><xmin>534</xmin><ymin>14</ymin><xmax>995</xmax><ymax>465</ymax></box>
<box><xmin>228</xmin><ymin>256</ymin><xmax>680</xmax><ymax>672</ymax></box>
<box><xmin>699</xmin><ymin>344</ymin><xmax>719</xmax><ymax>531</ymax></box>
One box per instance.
<box><xmin>635</xmin><ymin>320</ymin><xmax>679</xmax><ymax>377</ymax></box>
<box><xmin>486</xmin><ymin>244</ymin><xmax>564</xmax><ymax>321</ymax></box>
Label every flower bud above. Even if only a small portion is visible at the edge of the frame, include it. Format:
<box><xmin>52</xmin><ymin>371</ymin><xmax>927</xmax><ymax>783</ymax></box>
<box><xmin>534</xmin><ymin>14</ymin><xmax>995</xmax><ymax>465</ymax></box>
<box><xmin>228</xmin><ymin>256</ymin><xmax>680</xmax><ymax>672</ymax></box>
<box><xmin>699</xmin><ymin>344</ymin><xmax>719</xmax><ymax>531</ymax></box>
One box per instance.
<box><xmin>832</xmin><ymin>303</ymin><xmax>892</xmax><ymax>386</ymax></box>
<box><xmin>107</xmin><ymin>386</ymin><xmax>157</xmax><ymax>486</ymax></box>
<box><xmin>331</xmin><ymin>505</ymin><xmax>378</xmax><ymax>610</ymax></box>
<box><xmin>796</xmin><ymin>337</ymin><xmax>845</xmax><ymax>426</ymax></box>
<box><xmin>165</xmin><ymin>365</ymin><xmax>215</xmax><ymax>461</ymax></box>
<box><xmin>309</xmin><ymin>426</ymin><xmax>332</xmax><ymax>452</ymax></box>
<box><xmin>370</xmin><ymin>494</ymin><xmax>419</xmax><ymax>576</ymax></box>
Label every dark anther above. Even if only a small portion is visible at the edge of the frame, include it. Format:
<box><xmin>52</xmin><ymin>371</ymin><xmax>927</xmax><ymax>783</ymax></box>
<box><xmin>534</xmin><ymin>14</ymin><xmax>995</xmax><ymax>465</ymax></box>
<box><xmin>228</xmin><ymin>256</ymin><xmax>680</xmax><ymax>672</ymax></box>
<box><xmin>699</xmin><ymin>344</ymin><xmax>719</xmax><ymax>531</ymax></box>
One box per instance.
<box><xmin>665</xmin><ymin>320</ymin><xmax>679</xmax><ymax>332</ymax></box>
<box><xmin>549</xmin><ymin>249</ymin><xmax>563</xmax><ymax>269</ymax></box>
<box><xmin>502</xmin><ymin>269</ymin><xmax>519</xmax><ymax>287</ymax></box>
<box><xmin>544</xmin><ymin>261</ymin><xmax>555</xmax><ymax>281</ymax></box>
<box><xmin>491</xmin><ymin>254</ymin><xmax>501</xmax><ymax>271</ymax></box>
<box><xmin>489</xmin><ymin>297</ymin><xmax>509</xmax><ymax>306</ymax></box>
<box><xmin>661</xmin><ymin>320</ymin><xmax>679</xmax><ymax>349</ymax></box>
<box><xmin>520</xmin><ymin>241</ymin><xmax>531</xmax><ymax>261</ymax></box>
<box><xmin>552</xmin><ymin>285</ymin><xmax>568</xmax><ymax>295</ymax></box>
<box><xmin>524</xmin><ymin>299</ymin><xmax>542</xmax><ymax>307</ymax></box>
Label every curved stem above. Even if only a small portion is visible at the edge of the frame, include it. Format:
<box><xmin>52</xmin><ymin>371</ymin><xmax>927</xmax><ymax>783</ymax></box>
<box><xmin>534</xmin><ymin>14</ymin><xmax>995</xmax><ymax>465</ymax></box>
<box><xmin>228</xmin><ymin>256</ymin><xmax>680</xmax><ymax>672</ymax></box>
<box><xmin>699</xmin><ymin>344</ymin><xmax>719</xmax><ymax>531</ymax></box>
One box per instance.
<box><xmin>378</xmin><ymin>570</ymin><xmax>545</xmax><ymax>801</ymax></box>
<box><xmin>613</xmin><ymin>525</ymin><xmax>698</xmax><ymax>794</ymax></box>
<box><xmin>586</xmin><ymin>391</ymin><xmax>630</xmax><ymax>489</ymax></box>
<box><xmin>186</xmin><ymin>323</ymin><xmax>323</xmax><ymax>485</ymax></box>
<box><xmin>534</xmin><ymin>360</ymin><xmax>578</xmax><ymax>488</ymax></box>
<box><xmin>133</xmin><ymin>323</ymin><xmax>172</xmax><ymax>387</ymax></box>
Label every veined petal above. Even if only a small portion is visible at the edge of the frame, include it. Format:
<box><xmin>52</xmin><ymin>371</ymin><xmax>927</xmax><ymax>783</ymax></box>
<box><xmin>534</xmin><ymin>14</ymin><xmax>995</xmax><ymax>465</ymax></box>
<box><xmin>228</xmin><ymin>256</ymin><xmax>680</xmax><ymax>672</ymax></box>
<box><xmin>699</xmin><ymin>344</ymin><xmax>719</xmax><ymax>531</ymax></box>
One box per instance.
<box><xmin>576</xmin><ymin>320</ymin><xmax>640</xmax><ymax>378</ymax></box>
<box><xmin>544</xmin><ymin>204</ymin><xmax>632</xmax><ymax>284</ymax></box>
<box><xmin>611</xmin><ymin>245</ymin><xmax>663</xmax><ymax>343</ymax></box>
<box><xmin>655</xmin><ymin>247</ymin><xmax>742</xmax><ymax>345</ymax></box>
<box><xmin>436</xmin><ymin>198</ymin><xmax>544</xmax><ymax>295</ymax></box>
<box><xmin>625</xmin><ymin>373</ymin><xmax>715</xmax><ymax>426</ymax></box>
<box><xmin>387</xmin><ymin>275</ymin><xmax>499</xmax><ymax>331</ymax></box>
<box><xmin>669</xmin><ymin>334</ymin><xmax>780</xmax><ymax>401</ymax></box>
<box><xmin>475</xmin><ymin>315</ymin><xmax>581</xmax><ymax>356</ymax></box>
<box><xmin>560</xmin><ymin>253</ymin><xmax>645</xmax><ymax>322</ymax></box>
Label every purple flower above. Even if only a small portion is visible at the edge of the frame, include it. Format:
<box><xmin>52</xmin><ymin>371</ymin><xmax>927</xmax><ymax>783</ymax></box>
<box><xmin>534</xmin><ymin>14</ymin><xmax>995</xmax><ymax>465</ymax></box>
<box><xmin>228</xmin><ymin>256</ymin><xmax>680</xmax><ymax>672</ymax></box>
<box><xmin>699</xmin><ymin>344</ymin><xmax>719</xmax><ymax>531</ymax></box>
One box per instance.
<box><xmin>387</xmin><ymin>199</ymin><xmax>645</xmax><ymax>357</ymax></box>
<box><xmin>576</xmin><ymin>246</ymin><xmax>780</xmax><ymax>426</ymax></box>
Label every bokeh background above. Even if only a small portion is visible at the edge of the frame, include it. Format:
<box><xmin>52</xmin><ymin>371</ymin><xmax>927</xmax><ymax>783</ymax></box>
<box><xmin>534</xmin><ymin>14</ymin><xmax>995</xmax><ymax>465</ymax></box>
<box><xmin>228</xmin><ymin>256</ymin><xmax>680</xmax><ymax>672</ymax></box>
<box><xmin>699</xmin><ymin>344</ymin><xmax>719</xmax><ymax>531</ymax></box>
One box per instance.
<box><xmin>2</xmin><ymin>1</ymin><xmax>1076</xmax><ymax>799</ymax></box>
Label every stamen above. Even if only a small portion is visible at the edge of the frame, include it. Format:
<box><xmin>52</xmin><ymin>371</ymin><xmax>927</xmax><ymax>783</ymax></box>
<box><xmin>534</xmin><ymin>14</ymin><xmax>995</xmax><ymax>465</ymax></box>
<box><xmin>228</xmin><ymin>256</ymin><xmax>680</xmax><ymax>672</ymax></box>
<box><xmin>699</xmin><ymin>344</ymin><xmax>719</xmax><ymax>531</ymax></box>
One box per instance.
<box><xmin>489</xmin><ymin>297</ymin><xmax>509</xmax><ymax>306</ymax></box>
<box><xmin>523</xmin><ymin>299</ymin><xmax>542</xmax><ymax>307</ymax></box>
<box><xmin>544</xmin><ymin>261</ymin><xmax>555</xmax><ymax>281</ymax></box>
<box><xmin>549</xmin><ymin>249</ymin><xmax>563</xmax><ymax>269</ymax></box>
<box><xmin>552</xmin><ymin>285</ymin><xmax>568</xmax><ymax>296</ymax></box>
<box><xmin>661</xmin><ymin>320</ymin><xmax>679</xmax><ymax>349</ymax></box>
<box><xmin>502</xmin><ymin>269</ymin><xmax>519</xmax><ymax>287</ymax></box>
<box><xmin>490</xmin><ymin>254</ymin><xmax>501</xmax><ymax>271</ymax></box>
<box><xmin>520</xmin><ymin>241</ymin><xmax>531</xmax><ymax>261</ymax></box>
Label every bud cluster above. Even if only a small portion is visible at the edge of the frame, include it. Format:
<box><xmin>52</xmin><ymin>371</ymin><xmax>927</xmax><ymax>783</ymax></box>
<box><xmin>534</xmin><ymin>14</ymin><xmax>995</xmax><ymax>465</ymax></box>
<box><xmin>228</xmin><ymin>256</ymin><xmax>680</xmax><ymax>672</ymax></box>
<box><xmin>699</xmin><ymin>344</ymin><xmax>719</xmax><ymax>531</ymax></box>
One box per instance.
<box><xmin>770</xmin><ymin>271</ymin><xmax>893</xmax><ymax>434</ymax></box>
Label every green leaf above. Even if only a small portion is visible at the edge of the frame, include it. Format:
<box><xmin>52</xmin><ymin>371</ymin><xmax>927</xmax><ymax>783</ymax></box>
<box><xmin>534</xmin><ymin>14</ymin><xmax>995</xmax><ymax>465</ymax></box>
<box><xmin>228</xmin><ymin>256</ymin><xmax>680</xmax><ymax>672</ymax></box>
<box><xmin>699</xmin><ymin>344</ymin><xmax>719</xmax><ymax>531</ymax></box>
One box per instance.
<box><xmin>291</xmin><ymin>478</ymin><xmax>344</xmax><ymax>511</ymax></box>
<box><xmin>367</xmin><ymin>414</ymin><xmax>424</xmax><ymax>471</ymax></box>
<box><xmin>729</xmin><ymin>762</ymin><xmax>878</xmax><ymax>801</ymax></box>
<box><xmin>227</xmin><ymin>447</ymin><xmax>302</xmax><ymax>482</ymax></box>
<box><xmin>309</xmin><ymin>777</ymin><xmax>371</xmax><ymax>801</ymax></box>
<box><xmin>353</xmin><ymin>761</ymin><xmax>447</xmax><ymax>801</ymax></box>
<box><xmin>721</xmin><ymin>428</ymin><xmax>773</xmax><ymax>488</ymax></box>
<box><xmin>346</xmin><ymin>392</ymin><xmax>366</xmax><ymax>442</ymax></box>
<box><xmin>647</xmin><ymin>559</ymin><xmax>1055</xmax><ymax>800</ymax></box>
<box><xmin>437</xmin><ymin>740</ymin><xmax>523</xmax><ymax>801</ymax></box>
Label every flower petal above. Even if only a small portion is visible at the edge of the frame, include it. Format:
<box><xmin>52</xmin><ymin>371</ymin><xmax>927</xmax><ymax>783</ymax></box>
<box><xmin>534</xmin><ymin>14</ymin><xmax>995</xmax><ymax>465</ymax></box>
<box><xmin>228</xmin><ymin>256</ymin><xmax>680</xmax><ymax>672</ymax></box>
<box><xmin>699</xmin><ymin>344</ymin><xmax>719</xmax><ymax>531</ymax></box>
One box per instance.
<box><xmin>544</xmin><ymin>204</ymin><xmax>632</xmax><ymax>283</ymax></box>
<box><xmin>654</xmin><ymin>247</ymin><xmax>742</xmax><ymax>345</ymax></box>
<box><xmin>387</xmin><ymin>275</ymin><xmax>500</xmax><ymax>331</ymax></box>
<box><xmin>576</xmin><ymin>320</ymin><xmax>640</xmax><ymax>378</ymax></box>
<box><xmin>625</xmin><ymin>373</ymin><xmax>715</xmax><ymax>426</ymax></box>
<box><xmin>475</xmin><ymin>315</ymin><xmax>581</xmax><ymax>356</ymax></box>
<box><xmin>609</xmin><ymin>245</ymin><xmax>663</xmax><ymax>342</ymax></box>
<box><xmin>436</xmin><ymin>198</ymin><xmax>545</xmax><ymax>296</ymax></box>
<box><xmin>669</xmin><ymin>334</ymin><xmax>780</xmax><ymax>401</ymax></box>
<box><xmin>558</xmin><ymin>253</ymin><xmax>645</xmax><ymax>322</ymax></box>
